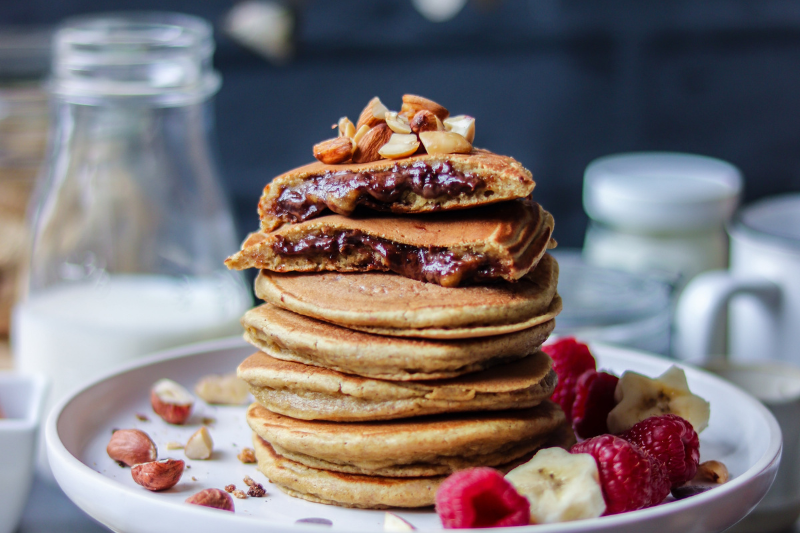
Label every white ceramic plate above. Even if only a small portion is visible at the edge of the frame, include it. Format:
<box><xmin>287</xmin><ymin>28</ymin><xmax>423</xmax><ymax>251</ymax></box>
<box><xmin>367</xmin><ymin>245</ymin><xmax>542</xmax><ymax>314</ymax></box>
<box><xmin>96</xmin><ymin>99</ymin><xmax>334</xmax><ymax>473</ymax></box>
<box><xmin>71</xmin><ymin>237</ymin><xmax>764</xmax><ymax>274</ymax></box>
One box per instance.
<box><xmin>46</xmin><ymin>337</ymin><xmax>780</xmax><ymax>533</ymax></box>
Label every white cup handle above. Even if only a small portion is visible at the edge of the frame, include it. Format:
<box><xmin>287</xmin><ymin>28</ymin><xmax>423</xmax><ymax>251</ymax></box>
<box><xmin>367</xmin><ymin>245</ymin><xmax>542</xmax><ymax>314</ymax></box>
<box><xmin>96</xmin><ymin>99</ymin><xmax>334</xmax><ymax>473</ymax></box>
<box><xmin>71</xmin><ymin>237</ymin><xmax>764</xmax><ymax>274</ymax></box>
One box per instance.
<box><xmin>674</xmin><ymin>270</ymin><xmax>781</xmax><ymax>364</ymax></box>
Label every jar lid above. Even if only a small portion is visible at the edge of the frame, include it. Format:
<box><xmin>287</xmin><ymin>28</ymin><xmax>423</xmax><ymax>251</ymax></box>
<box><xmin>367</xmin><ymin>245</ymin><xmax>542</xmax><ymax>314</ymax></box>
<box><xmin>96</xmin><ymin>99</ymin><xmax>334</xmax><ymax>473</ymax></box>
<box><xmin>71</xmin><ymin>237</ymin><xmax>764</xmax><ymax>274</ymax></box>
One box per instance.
<box><xmin>733</xmin><ymin>193</ymin><xmax>800</xmax><ymax>250</ymax></box>
<box><xmin>552</xmin><ymin>250</ymin><xmax>671</xmax><ymax>328</ymax></box>
<box><xmin>51</xmin><ymin>12</ymin><xmax>220</xmax><ymax>106</ymax></box>
<box><xmin>583</xmin><ymin>152</ymin><xmax>742</xmax><ymax>232</ymax></box>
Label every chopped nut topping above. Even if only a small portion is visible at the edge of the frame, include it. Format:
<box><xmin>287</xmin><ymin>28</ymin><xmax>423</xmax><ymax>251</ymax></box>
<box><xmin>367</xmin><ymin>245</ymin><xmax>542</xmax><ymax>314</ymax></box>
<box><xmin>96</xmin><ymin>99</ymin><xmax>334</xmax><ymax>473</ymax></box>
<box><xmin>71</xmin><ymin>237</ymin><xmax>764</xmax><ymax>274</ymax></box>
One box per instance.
<box><xmin>238</xmin><ymin>448</ymin><xmax>257</xmax><ymax>464</ymax></box>
<box><xmin>165</xmin><ymin>441</ymin><xmax>184</xmax><ymax>450</ymax></box>
<box><xmin>243</xmin><ymin>475</ymin><xmax>256</xmax><ymax>487</ymax></box>
<box><xmin>247</xmin><ymin>483</ymin><xmax>266</xmax><ymax>497</ymax></box>
<box><xmin>232</xmin><ymin>489</ymin><xmax>248</xmax><ymax>499</ymax></box>
<box><xmin>224</xmin><ymin>484</ymin><xmax>236</xmax><ymax>493</ymax></box>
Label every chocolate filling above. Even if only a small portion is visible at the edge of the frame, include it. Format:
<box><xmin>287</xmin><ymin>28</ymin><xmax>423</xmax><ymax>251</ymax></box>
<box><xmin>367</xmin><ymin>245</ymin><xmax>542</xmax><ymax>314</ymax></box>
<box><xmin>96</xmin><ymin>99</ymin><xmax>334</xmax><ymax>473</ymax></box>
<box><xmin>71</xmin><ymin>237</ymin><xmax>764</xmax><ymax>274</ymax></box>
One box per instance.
<box><xmin>270</xmin><ymin>161</ymin><xmax>485</xmax><ymax>224</ymax></box>
<box><xmin>272</xmin><ymin>230</ymin><xmax>504</xmax><ymax>287</ymax></box>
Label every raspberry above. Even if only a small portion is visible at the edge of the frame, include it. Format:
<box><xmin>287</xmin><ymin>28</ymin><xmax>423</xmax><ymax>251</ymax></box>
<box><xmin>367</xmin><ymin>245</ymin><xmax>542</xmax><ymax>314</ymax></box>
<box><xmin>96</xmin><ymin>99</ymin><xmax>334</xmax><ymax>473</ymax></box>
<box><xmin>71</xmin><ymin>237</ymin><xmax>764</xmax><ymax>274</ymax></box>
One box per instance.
<box><xmin>620</xmin><ymin>414</ymin><xmax>700</xmax><ymax>488</ymax></box>
<box><xmin>570</xmin><ymin>435</ymin><xmax>667</xmax><ymax>514</ymax></box>
<box><xmin>572</xmin><ymin>370</ymin><xmax>619</xmax><ymax>439</ymax></box>
<box><xmin>542</xmin><ymin>338</ymin><xmax>596</xmax><ymax>421</ymax></box>
<box><xmin>435</xmin><ymin>467</ymin><xmax>530</xmax><ymax>528</ymax></box>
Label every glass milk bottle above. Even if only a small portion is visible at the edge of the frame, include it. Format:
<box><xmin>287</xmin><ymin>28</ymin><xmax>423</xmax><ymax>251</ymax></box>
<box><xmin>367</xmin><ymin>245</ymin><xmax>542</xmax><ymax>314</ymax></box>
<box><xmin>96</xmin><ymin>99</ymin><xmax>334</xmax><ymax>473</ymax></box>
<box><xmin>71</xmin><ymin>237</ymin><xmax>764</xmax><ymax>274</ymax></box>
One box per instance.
<box><xmin>12</xmin><ymin>13</ymin><xmax>251</xmax><ymax>453</ymax></box>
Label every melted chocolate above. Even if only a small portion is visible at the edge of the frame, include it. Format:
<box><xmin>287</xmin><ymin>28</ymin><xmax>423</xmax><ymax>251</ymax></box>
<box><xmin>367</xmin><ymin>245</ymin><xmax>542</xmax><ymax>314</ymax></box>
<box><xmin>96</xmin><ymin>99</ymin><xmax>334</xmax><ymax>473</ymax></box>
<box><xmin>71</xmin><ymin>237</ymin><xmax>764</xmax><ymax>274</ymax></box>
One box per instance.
<box><xmin>272</xmin><ymin>230</ymin><xmax>503</xmax><ymax>287</ymax></box>
<box><xmin>271</xmin><ymin>161</ymin><xmax>484</xmax><ymax>224</ymax></box>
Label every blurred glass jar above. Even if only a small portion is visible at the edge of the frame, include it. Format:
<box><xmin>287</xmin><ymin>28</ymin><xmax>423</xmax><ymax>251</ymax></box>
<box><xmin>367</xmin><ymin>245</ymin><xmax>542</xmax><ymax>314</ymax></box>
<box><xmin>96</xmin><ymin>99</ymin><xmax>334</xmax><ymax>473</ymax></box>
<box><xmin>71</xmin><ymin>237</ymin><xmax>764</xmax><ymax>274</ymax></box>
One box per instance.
<box><xmin>582</xmin><ymin>152</ymin><xmax>742</xmax><ymax>289</ymax></box>
<box><xmin>12</xmin><ymin>13</ymin><xmax>251</xmax><ymax>419</ymax></box>
<box><xmin>0</xmin><ymin>28</ymin><xmax>51</xmax><ymax>340</ymax></box>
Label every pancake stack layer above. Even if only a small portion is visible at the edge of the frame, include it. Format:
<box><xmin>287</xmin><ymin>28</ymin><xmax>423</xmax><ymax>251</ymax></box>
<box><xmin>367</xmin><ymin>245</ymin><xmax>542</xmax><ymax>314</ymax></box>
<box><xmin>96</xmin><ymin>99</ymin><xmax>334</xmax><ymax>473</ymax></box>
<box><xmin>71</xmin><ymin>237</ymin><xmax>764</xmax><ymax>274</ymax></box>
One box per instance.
<box><xmin>227</xmin><ymin>95</ymin><xmax>573</xmax><ymax>509</ymax></box>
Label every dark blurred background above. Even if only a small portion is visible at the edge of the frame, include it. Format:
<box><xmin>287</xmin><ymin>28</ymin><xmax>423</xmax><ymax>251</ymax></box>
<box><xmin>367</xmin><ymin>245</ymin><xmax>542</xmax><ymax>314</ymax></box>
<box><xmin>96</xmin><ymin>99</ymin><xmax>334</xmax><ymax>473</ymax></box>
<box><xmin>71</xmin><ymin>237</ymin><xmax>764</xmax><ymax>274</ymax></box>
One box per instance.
<box><xmin>3</xmin><ymin>0</ymin><xmax>800</xmax><ymax>247</ymax></box>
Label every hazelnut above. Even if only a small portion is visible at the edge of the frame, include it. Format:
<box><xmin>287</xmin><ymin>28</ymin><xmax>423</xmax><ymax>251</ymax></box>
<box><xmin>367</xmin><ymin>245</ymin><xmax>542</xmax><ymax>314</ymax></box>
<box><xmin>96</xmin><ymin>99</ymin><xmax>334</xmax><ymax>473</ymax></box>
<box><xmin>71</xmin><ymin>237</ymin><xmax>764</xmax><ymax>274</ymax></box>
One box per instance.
<box><xmin>399</xmin><ymin>94</ymin><xmax>449</xmax><ymax>122</ymax></box>
<box><xmin>131</xmin><ymin>458</ymin><xmax>184</xmax><ymax>491</ymax></box>
<box><xmin>695</xmin><ymin>460</ymin><xmax>729</xmax><ymax>484</ymax></box>
<box><xmin>338</xmin><ymin>116</ymin><xmax>356</xmax><ymax>138</ymax></box>
<box><xmin>410</xmin><ymin>110</ymin><xmax>442</xmax><ymax>134</ymax></box>
<box><xmin>313</xmin><ymin>137</ymin><xmax>356</xmax><ymax>165</ymax></box>
<box><xmin>185</xmin><ymin>426</ymin><xmax>214</xmax><ymax>460</ymax></box>
<box><xmin>237</xmin><ymin>448</ymin><xmax>256</xmax><ymax>464</ymax></box>
<box><xmin>185</xmin><ymin>488</ymin><xmax>234</xmax><ymax>512</ymax></box>
<box><xmin>385</xmin><ymin>111</ymin><xmax>412</xmax><ymax>134</ymax></box>
<box><xmin>106</xmin><ymin>429</ymin><xmax>157</xmax><ymax>467</ymax></box>
<box><xmin>150</xmin><ymin>379</ymin><xmax>194</xmax><ymax>425</ymax></box>
<box><xmin>443</xmin><ymin>114</ymin><xmax>475</xmax><ymax>143</ymax></box>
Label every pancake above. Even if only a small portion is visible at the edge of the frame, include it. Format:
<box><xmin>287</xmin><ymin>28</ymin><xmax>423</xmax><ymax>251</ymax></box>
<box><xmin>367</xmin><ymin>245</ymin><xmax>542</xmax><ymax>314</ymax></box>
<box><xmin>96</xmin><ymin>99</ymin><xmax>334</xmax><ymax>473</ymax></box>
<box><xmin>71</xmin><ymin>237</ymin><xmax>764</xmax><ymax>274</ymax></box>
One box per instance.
<box><xmin>251</xmin><ymin>425</ymin><xmax>576</xmax><ymax>509</ymax></box>
<box><xmin>245</xmin><ymin>401</ymin><xmax>566</xmax><ymax>477</ymax></box>
<box><xmin>227</xmin><ymin>199</ymin><xmax>555</xmax><ymax>287</ymax></box>
<box><xmin>253</xmin><ymin>253</ymin><xmax>559</xmax><ymax>337</ymax></box>
<box><xmin>351</xmin><ymin>295</ymin><xmax>562</xmax><ymax>340</ymax></box>
<box><xmin>238</xmin><ymin>350</ymin><xmax>557</xmax><ymax>421</ymax></box>
<box><xmin>258</xmin><ymin>149</ymin><xmax>535</xmax><ymax>231</ymax></box>
<box><xmin>241</xmin><ymin>304</ymin><xmax>555</xmax><ymax>380</ymax></box>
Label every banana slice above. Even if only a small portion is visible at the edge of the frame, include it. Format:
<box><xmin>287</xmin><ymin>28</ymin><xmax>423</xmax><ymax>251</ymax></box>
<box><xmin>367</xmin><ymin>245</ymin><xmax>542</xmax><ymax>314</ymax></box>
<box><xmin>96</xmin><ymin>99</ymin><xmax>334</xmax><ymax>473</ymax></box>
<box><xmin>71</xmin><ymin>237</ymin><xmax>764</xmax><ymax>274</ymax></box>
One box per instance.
<box><xmin>607</xmin><ymin>366</ymin><xmax>710</xmax><ymax>434</ymax></box>
<box><xmin>505</xmin><ymin>447</ymin><xmax>606</xmax><ymax>523</ymax></box>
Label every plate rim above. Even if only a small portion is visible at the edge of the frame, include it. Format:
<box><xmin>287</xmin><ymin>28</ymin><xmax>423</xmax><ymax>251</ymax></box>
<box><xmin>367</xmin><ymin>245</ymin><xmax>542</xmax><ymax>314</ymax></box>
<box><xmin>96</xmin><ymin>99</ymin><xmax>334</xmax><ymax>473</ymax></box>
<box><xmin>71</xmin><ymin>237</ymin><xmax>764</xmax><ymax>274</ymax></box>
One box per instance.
<box><xmin>45</xmin><ymin>338</ymin><xmax>782</xmax><ymax>533</ymax></box>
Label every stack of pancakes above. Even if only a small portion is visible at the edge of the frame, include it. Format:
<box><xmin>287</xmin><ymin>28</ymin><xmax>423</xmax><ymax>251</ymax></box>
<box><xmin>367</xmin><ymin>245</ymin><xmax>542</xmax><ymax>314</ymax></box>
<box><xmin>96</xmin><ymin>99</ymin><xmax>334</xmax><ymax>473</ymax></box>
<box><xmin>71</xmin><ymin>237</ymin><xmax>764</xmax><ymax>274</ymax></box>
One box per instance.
<box><xmin>226</xmin><ymin>144</ymin><xmax>571</xmax><ymax>509</ymax></box>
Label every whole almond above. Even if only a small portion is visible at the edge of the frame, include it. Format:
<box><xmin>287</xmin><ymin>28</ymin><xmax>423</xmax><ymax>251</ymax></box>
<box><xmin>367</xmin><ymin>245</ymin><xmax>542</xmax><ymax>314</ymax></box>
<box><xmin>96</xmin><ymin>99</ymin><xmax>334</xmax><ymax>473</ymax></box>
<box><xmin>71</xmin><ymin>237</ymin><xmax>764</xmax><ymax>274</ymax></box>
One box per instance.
<box><xmin>410</xmin><ymin>110</ymin><xmax>442</xmax><ymax>134</ymax></box>
<box><xmin>313</xmin><ymin>137</ymin><xmax>355</xmax><ymax>164</ymax></box>
<box><xmin>131</xmin><ymin>458</ymin><xmax>184</xmax><ymax>491</ymax></box>
<box><xmin>353</xmin><ymin>123</ymin><xmax>392</xmax><ymax>164</ymax></box>
<box><xmin>185</xmin><ymin>488</ymin><xmax>235</xmax><ymax>512</ymax></box>
<box><xmin>107</xmin><ymin>429</ymin><xmax>158</xmax><ymax>467</ymax></box>
<box><xmin>355</xmin><ymin>96</ymin><xmax>389</xmax><ymax>131</ymax></box>
<box><xmin>400</xmin><ymin>94</ymin><xmax>449</xmax><ymax>121</ymax></box>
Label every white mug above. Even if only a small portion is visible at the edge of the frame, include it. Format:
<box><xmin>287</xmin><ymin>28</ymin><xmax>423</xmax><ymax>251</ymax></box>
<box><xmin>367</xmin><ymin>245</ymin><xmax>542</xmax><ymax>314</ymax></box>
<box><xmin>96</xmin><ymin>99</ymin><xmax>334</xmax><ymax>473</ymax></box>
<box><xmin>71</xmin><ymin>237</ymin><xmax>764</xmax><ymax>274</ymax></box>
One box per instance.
<box><xmin>675</xmin><ymin>194</ymin><xmax>800</xmax><ymax>365</ymax></box>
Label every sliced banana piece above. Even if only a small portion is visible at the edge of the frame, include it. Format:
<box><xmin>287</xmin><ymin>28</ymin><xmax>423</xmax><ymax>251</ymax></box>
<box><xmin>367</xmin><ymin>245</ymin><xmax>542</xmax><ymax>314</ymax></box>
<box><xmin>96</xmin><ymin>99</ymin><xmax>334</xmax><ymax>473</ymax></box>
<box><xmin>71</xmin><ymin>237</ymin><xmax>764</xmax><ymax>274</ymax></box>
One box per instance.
<box><xmin>505</xmin><ymin>447</ymin><xmax>606</xmax><ymax>524</ymax></box>
<box><xmin>607</xmin><ymin>366</ymin><xmax>710</xmax><ymax>434</ymax></box>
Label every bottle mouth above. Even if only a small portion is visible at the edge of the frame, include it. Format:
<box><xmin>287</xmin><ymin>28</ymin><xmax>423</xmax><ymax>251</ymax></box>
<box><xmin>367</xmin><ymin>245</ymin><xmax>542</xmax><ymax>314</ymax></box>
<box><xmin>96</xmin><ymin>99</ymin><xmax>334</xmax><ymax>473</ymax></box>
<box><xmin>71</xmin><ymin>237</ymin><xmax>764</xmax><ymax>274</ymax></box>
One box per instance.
<box><xmin>50</xmin><ymin>12</ymin><xmax>220</xmax><ymax>105</ymax></box>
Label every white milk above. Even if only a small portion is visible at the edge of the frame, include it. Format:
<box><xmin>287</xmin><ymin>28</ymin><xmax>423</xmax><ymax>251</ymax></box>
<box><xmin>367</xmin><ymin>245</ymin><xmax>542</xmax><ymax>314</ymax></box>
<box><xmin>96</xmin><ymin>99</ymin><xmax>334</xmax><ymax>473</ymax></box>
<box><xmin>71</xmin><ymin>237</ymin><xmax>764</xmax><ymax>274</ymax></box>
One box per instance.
<box><xmin>11</xmin><ymin>274</ymin><xmax>251</xmax><ymax>478</ymax></box>
<box><xmin>13</xmin><ymin>275</ymin><xmax>250</xmax><ymax>402</ymax></box>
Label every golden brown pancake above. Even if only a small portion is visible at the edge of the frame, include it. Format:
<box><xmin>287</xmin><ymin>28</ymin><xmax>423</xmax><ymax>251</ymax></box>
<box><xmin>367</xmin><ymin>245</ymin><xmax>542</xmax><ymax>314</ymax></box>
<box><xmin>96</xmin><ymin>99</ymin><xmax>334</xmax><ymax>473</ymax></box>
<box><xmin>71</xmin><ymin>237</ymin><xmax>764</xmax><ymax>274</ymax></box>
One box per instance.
<box><xmin>253</xmin><ymin>253</ymin><xmax>559</xmax><ymax>337</ymax></box>
<box><xmin>245</xmin><ymin>401</ymin><xmax>566</xmax><ymax>477</ymax></box>
<box><xmin>241</xmin><ymin>304</ymin><xmax>555</xmax><ymax>380</ymax></box>
<box><xmin>227</xmin><ymin>199</ymin><xmax>554</xmax><ymax>287</ymax></box>
<box><xmin>258</xmin><ymin>149</ymin><xmax>535</xmax><ymax>231</ymax></box>
<box><xmin>251</xmin><ymin>424</ymin><xmax>576</xmax><ymax>509</ymax></box>
<box><xmin>238</xmin><ymin>350</ymin><xmax>557</xmax><ymax>421</ymax></box>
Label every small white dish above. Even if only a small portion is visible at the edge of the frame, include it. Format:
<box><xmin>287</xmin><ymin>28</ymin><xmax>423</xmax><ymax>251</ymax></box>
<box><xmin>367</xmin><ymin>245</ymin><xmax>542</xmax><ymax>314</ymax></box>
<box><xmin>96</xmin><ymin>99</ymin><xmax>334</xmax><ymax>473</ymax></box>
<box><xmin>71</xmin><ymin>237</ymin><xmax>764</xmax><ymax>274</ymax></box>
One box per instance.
<box><xmin>0</xmin><ymin>372</ymin><xmax>48</xmax><ymax>533</ymax></box>
<box><xmin>46</xmin><ymin>337</ymin><xmax>780</xmax><ymax>533</ymax></box>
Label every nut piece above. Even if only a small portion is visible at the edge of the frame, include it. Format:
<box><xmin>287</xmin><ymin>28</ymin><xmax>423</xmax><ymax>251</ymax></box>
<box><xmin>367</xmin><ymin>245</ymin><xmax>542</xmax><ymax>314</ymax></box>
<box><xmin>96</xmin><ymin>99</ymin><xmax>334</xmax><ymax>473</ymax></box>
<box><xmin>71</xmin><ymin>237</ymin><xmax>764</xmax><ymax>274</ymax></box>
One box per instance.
<box><xmin>243</xmin><ymin>475</ymin><xmax>256</xmax><ymax>487</ymax></box>
<box><xmin>353</xmin><ymin>123</ymin><xmax>393</xmax><ymax>164</ymax></box>
<box><xmin>185</xmin><ymin>426</ymin><xmax>214</xmax><ymax>460</ymax></box>
<box><xmin>224</xmin><ymin>484</ymin><xmax>235</xmax><ymax>493</ymax></box>
<box><xmin>237</xmin><ymin>448</ymin><xmax>256</xmax><ymax>464</ymax></box>
<box><xmin>150</xmin><ymin>379</ymin><xmax>194</xmax><ymax>425</ymax></box>
<box><xmin>399</xmin><ymin>94</ymin><xmax>449</xmax><ymax>122</ymax></box>
<box><xmin>131</xmin><ymin>458</ymin><xmax>184</xmax><ymax>491</ymax></box>
<box><xmin>384</xmin><ymin>512</ymin><xmax>416</xmax><ymax>531</ymax></box>
<box><xmin>352</xmin><ymin>124</ymin><xmax>370</xmax><ymax>144</ymax></box>
<box><xmin>232</xmin><ymin>489</ymin><xmax>248</xmax><ymax>499</ymax></box>
<box><xmin>378</xmin><ymin>133</ymin><xmax>420</xmax><ymax>160</ymax></box>
<box><xmin>107</xmin><ymin>429</ymin><xmax>158</xmax><ymax>467</ymax></box>
<box><xmin>443</xmin><ymin>114</ymin><xmax>476</xmax><ymax>143</ymax></box>
<box><xmin>338</xmin><ymin>116</ymin><xmax>356</xmax><ymax>138</ymax></box>
<box><xmin>185</xmin><ymin>488</ymin><xmax>234</xmax><ymax>512</ymax></box>
<box><xmin>165</xmin><ymin>441</ymin><xmax>184</xmax><ymax>450</ymax></box>
<box><xmin>247</xmin><ymin>483</ymin><xmax>266</xmax><ymax>497</ymax></box>
<box><xmin>418</xmin><ymin>131</ymin><xmax>472</xmax><ymax>155</ymax></box>
<box><xmin>410</xmin><ymin>110</ymin><xmax>443</xmax><ymax>134</ymax></box>
<box><xmin>313</xmin><ymin>136</ymin><xmax>356</xmax><ymax>165</ymax></box>
<box><xmin>694</xmin><ymin>460</ymin><xmax>729</xmax><ymax>484</ymax></box>
<box><xmin>194</xmin><ymin>373</ymin><xmax>250</xmax><ymax>405</ymax></box>
<box><xmin>355</xmin><ymin>96</ymin><xmax>389</xmax><ymax>130</ymax></box>
<box><xmin>385</xmin><ymin>111</ymin><xmax>412</xmax><ymax>134</ymax></box>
